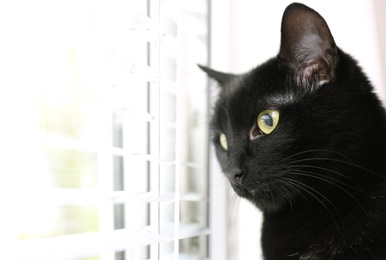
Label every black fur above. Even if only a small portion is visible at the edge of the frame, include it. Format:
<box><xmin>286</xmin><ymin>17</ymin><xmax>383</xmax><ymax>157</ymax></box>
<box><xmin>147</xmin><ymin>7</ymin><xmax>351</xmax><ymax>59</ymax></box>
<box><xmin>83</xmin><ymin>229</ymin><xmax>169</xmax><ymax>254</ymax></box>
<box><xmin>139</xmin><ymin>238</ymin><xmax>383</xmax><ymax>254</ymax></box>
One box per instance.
<box><xmin>201</xmin><ymin>3</ymin><xmax>386</xmax><ymax>259</ymax></box>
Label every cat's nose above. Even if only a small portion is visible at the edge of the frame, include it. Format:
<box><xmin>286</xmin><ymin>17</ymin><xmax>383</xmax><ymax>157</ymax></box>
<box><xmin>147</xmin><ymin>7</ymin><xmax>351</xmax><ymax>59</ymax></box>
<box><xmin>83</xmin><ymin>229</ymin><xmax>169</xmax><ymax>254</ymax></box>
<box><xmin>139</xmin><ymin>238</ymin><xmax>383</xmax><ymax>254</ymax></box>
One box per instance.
<box><xmin>228</xmin><ymin>169</ymin><xmax>245</xmax><ymax>184</ymax></box>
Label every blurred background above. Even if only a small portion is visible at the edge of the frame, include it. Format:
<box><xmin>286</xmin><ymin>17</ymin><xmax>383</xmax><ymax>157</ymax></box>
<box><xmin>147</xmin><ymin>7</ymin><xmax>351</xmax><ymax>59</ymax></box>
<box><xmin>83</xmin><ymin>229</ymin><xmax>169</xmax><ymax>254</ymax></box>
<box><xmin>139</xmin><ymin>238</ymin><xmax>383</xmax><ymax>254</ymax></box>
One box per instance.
<box><xmin>0</xmin><ymin>0</ymin><xmax>384</xmax><ymax>259</ymax></box>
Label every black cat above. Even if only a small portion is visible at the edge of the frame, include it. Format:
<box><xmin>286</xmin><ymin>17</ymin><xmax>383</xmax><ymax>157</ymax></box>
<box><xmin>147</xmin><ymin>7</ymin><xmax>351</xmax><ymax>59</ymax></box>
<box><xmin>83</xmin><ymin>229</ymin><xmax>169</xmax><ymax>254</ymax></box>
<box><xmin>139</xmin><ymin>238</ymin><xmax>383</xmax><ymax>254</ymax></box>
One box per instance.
<box><xmin>200</xmin><ymin>3</ymin><xmax>386</xmax><ymax>259</ymax></box>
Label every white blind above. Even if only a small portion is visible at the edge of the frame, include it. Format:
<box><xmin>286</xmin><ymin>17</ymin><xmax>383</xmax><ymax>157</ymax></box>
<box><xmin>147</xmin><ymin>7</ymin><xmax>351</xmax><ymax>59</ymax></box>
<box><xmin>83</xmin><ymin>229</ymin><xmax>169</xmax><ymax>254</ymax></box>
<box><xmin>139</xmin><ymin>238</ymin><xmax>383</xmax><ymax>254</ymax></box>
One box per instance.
<box><xmin>0</xmin><ymin>0</ymin><xmax>213</xmax><ymax>259</ymax></box>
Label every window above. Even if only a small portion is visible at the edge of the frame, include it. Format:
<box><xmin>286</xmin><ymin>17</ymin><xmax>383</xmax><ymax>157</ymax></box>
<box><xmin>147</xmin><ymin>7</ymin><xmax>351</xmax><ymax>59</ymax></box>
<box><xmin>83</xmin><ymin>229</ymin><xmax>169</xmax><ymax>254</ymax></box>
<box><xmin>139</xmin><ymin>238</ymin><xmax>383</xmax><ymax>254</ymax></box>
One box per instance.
<box><xmin>0</xmin><ymin>1</ymin><xmax>226</xmax><ymax>259</ymax></box>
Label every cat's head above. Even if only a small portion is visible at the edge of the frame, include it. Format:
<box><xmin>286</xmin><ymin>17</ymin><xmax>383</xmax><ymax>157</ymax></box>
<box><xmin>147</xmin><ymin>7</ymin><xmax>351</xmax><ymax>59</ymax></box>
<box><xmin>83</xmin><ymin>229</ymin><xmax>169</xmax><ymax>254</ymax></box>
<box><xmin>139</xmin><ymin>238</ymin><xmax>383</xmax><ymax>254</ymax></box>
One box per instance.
<box><xmin>200</xmin><ymin>3</ymin><xmax>386</xmax><ymax>213</ymax></box>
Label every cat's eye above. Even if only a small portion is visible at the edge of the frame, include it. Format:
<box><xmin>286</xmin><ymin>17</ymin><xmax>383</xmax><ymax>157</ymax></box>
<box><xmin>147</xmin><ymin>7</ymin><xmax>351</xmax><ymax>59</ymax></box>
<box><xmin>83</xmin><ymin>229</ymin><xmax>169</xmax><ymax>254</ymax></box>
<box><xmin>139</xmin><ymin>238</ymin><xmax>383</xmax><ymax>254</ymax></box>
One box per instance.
<box><xmin>257</xmin><ymin>110</ymin><xmax>280</xmax><ymax>135</ymax></box>
<box><xmin>219</xmin><ymin>133</ymin><xmax>228</xmax><ymax>150</ymax></box>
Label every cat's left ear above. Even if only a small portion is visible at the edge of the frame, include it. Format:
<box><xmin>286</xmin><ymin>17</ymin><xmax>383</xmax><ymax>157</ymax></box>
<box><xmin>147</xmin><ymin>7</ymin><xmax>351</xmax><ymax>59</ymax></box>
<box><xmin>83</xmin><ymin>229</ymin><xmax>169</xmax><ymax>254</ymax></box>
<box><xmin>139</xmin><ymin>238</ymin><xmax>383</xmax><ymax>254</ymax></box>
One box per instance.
<box><xmin>198</xmin><ymin>64</ymin><xmax>236</xmax><ymax>86</ymax></box>
<box><xmin>279</xmin><ymin>3</ymin><xmax>337</xmax><ymax>87</ymax></box>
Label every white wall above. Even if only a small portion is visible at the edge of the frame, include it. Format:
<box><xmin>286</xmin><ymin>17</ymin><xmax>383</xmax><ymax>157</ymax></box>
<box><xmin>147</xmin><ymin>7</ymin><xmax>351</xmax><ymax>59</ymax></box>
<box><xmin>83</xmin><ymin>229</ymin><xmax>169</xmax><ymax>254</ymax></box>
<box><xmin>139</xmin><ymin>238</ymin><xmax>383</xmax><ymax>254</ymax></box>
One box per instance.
<box><xmin>225</xmin><ymin>1</ymin><xmax>384</xmax><ymax>259</ymax></box>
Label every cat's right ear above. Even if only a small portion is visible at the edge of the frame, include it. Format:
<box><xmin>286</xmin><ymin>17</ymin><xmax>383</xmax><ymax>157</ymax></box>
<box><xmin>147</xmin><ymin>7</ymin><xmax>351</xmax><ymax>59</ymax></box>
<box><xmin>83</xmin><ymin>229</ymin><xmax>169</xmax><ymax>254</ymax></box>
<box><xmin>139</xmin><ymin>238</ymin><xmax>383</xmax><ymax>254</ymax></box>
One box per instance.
<box><xmin>198</xmin><ymin>64</ymin><xmax>235</xmax><ymax>86</ymax></box>
<box><xmin>279</xmin><ymin>3</ymin><xmax>337</xmax><ymax>88</ymax></box>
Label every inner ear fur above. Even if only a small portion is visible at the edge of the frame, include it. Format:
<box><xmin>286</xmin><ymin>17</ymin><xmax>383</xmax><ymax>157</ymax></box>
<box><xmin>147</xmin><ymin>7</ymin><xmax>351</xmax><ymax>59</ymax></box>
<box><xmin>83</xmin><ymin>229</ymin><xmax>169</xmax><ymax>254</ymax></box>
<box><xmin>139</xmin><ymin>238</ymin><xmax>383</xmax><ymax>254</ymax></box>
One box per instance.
<box><xmin>279</xmin><ymin>3</ymin><xmax>337</xmax><ymax>87</ymax></box>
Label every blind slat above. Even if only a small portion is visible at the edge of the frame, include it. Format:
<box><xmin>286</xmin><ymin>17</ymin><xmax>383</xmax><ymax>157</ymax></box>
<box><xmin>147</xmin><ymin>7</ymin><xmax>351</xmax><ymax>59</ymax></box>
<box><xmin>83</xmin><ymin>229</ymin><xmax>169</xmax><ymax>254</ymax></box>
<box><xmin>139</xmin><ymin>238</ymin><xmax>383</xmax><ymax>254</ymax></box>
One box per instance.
<box><xmin>3</xmin><ymin>224</ymin><xmax>209</xmax><ymax>260</ymax></box>
<box><xmin>26</xmin><ymin>189</ymin><xmax>206</xmax><ymax>205</ymax></box>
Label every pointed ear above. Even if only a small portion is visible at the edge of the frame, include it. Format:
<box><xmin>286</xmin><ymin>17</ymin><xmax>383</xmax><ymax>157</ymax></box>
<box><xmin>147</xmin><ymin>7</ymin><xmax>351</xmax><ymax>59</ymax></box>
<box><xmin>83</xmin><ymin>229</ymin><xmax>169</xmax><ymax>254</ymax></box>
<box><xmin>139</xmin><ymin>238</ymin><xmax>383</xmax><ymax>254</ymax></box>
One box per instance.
<box><xmin>198</xmin><ymin>64</ymin><xmax>235</xmax><ymax>86</ymax></box>
<box><xmin>279</xmin><ymin>3</ymin><xmax>337</xmax><ymax>87</ymax></box>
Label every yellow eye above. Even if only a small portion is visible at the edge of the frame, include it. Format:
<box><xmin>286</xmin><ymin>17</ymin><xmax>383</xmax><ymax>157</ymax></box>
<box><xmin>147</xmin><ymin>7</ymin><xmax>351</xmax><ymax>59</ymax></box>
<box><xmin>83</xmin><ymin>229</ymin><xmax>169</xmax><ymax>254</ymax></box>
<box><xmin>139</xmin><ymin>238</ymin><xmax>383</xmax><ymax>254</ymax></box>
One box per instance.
<box><xmin>219</xmin><ymin>133</ymin><xmax>228</xmax><ymax>150</ymax></box>
<box><xmin>257</xmin><ymin>110</ymin><xmax>280</xmax><ymax>135</ymax></box>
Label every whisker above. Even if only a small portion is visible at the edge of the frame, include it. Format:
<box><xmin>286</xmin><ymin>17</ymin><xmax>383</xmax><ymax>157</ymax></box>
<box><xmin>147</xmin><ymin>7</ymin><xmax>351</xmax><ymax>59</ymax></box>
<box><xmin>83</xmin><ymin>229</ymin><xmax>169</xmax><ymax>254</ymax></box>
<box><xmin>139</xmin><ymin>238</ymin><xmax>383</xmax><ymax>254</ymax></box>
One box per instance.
<box><xmin>229</xmin><ymin>191</ymin><xmax>241</xmax><ymax>228</ymax></box>
<box><xmin>288</xmin><ymin>171</ymin><xmax>368</xmax><ymax>214</ymax></box>
<box><xmin>292</xmin><ymin>168</ymin><xmax>363</xmax><ymax>192</ymax></box>
<box><xmin>280</xmin><ymin>149</ymin><xmax>350</xmax><ymax>163</ymax></box>
<box><xmin>276</xmin><ymin>179</ymin><xmax>295</xmax><ymax>212</ymax></box>
<box><xmin>283</xmin><ymin>177</ymin><xmax>332</xmax><ymax>212</ymax></box>
<box><xmin>270</xmin><ymin>181</ymin><xmax>287</xmax><ymax>209</ymax></box>
<box><xmin>287</xmin><ymin>164</ymin><xmax>358</xmax><ymax>184</ymax></box>
<box><xmin>289</xmin><ymin>157</ymin><xmax>386</xmax><ymax>180</ymax></box>
<box><xmin>283</xmin><ymin>177</ymin><xmax>344</xmax><ymax>234</ymax></box>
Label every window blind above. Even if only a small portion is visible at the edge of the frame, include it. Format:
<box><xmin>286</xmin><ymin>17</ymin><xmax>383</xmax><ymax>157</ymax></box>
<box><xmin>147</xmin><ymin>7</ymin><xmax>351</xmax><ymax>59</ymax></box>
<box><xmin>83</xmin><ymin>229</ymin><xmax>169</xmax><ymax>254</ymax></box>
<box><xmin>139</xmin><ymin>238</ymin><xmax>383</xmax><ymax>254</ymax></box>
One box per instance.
<box><xmin>1</xmin><ymin>0</ymin><xmax>214</xmax><ymax>259</ymax></box>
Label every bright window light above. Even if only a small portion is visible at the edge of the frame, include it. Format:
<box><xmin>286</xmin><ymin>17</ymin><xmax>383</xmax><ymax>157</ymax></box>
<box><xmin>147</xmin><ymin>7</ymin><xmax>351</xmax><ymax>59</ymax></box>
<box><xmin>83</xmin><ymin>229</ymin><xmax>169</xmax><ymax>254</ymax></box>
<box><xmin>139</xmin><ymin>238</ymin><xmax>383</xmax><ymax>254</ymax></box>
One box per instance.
<box><xmin>0</xmin><ymin>1</ymin><xmax>217</xmax><ymax>259</ymax></box>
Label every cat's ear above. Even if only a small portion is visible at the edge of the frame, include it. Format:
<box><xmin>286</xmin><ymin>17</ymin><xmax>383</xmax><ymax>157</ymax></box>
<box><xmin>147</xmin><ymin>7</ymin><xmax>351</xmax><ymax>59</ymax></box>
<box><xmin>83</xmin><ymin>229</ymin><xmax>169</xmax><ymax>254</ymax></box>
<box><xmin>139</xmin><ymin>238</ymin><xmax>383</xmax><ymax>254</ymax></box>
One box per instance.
<box><xmin>279</xmin><ymin>3</ymin><xmax>337</xmax><ymax>87</ymax></box>
<box><xmin>198</xmin><ymin>64</ymin><xmax>235</xmax><ymax>86</ymax></box>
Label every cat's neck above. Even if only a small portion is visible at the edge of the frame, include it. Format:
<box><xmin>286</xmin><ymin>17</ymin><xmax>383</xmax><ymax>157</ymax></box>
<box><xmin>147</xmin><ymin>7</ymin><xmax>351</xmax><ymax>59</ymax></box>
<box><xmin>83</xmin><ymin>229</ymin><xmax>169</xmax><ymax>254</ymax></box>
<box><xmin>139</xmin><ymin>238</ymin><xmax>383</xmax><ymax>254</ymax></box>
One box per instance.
<box><xmin>262</xmin><ymin>191</ymin><xmax>386</xmax><ymax>259</ymax></box>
